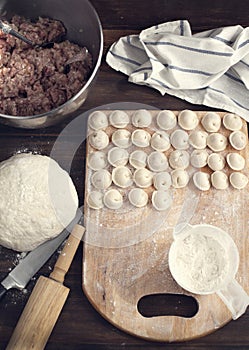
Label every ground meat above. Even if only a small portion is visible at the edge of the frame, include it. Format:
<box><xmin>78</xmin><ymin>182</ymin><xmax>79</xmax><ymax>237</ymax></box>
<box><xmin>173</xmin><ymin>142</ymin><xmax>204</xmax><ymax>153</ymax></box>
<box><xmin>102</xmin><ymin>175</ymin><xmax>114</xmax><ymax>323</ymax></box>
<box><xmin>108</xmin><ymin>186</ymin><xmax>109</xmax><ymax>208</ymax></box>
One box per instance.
<box><xmin>0</xmin><ymin>16</ymin><xmax>93</xmax><ymax>116</ymax></box>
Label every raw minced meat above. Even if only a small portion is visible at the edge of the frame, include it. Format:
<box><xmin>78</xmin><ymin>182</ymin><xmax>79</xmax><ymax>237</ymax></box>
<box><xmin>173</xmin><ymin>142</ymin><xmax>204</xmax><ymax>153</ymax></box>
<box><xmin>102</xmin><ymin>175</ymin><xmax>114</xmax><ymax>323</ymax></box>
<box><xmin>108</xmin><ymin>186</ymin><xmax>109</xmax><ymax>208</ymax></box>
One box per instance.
<box><xmin>0</xmin><ymin>15</ymin><xmax>93</xmax><ymax>116</ymax></box>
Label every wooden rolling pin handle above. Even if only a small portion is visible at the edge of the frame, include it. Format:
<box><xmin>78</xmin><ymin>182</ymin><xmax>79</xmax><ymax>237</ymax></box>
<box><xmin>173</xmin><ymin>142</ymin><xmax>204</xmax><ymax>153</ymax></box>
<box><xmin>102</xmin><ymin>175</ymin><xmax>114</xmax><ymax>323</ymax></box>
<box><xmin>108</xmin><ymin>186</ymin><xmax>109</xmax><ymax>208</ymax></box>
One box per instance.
<box><xmin>49</xmin><ymin>224</ymin><xmax>85</xmax><ymax>284</ymax></box>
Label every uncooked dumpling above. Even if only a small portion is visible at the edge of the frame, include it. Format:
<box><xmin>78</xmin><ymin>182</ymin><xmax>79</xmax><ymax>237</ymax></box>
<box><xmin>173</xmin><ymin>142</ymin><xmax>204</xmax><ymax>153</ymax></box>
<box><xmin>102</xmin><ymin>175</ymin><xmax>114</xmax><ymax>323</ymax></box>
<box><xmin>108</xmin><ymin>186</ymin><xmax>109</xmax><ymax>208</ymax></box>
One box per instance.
<box><xmin>109</xmin><ymin>110</ymin><xmax>130</xmax><ymax>128</ymax></box>
<box><xmin>229</xmin><ymin>131</ymin><xmax>247</xmax><ymax>150</ymax></box>
<box><xmin>87</xmin><ymin>191</ymin><xmax>104</xmax><ymax>209</ymax></box>
<box><xmin>193</xmin><ymin>171</ymin><xmax>210</xmax><ymax>191</ymax></box>
<box><xmin>171</xmin><ymin>169</ymin><xmax>189</xmax><ymax>188</ymax></box>
<box><xmin>132</xmin><ymin>129</ymin><xmax>151</xmax><ymax>147</ymax></box>
<box><xmin>178</xmin><ymin>110</ymin><xmax>198</xmax><ymax>130</ymax></box>
<box><xmin>91</xmin><ymin>169</ymin><xmax>112</xmax><ymax>190</ymax></box>
<box><xmin>134</xmin><ymin>168</ymin><xmax>153</xmax><ymax>188</ymax></box>
<box><xmin>156</xmin><ymin>110</ymin><xmax>177</xmax><ymax>130</ymax></box>
<box><xmin>189</xmin><ymin>130</ymin><xmax>208</xmax><ymax>149</ymax></box>
<box><xmin>88</xmin><ymin>151</ymin><xmax>107</xmax><ymax>171</ymax></box>
<box><xmin>190</xmin><ymin>149</ymin><xmax>209</xmax><ymax>168</ymax></box>
<box><xmin>207</xmin><ymin>153</ymin><xmax>225</xmax><ymax>171</ymax></box>
<box><xmin>170</xmin><ymin>129</ymin><xmax>189</xmax><ymax>150</ymax></box>
<box><xmin>89</xmin><ymin>130</ymin><xmax>109</xmax><ymax>150</ymax></box>
<box><xmin>207</xmin><ymin>133</ymin><xmax>227</xmax><ymax>152</ymax></box>
<box><xmin>88</xmin><ymin>111</ymin><xmax>108</xmax><ymax>130</ymax></box>
<box><xmin>103</xmin><ymin>189</ymin><xmax>123</xmax><ymax>209</ymax></box>
<box><xmin>150</xmin><ymin>131</ymin><xmax>170</xmax><ymax>151</ymax></box>
<box><xmin>112</xmin><ymin>166</ymin><xmax>133</xmax><ymax>188</ymax></box>
<box><xmin>152</xmin><ymin>190</ymin><xmax>173</xmax><ymax>211</ymax></box>
<box><xmin>107</xmin><ymin>147</ymin><xmax>129</xmax><ymax>167</ymax></box>
<box><xmin>147</xmin><ymin>151</ymin><xmax>169</xmax><ymax>172</ymax></box>
<box><xmin>201</xmin><ymin>112</ymin><xmax>221</xmax><ymax>132</ymax></box>
<box><xmin>153</xmin><ymin>172</ymin><xmax>172</xmax><ymax>190</ymax></box>
<box><xmin>226</xmin><ymin>153</ymin><xmax>245</xmax><ymax>171</ymax></box>
<box><xmin>129</xmin><ymin>150</ymin><xmax>147</xmax><ymax>169</ymax></box>
<box><xmin>169</xmin><ymin>150</ymin><xmax>189</xmax><ymax>169</ymax></box>
<box><xmin>229</xmin><ymin>172</ymin><xmax>248</xmax><ymax>189</ymax></box>
<box><xmin>131</xmin><ymin>109</ymin><xmax>152</xmax><ymax>127</ymax></box>
<box><xmin>223</xmin><ymin>113</ymin><xmax>242</xmax><ymax>131</ymax></box>
<box><xmin>112</xmin><ymin>129</ymin><xmax>132</xmax><ymax>149</ymax></box>
<box><xmin>211</xmin><ymin>171</ymin><xmax>229</xmax><ymax>190</ymax></box>
<box><xmin>128</xmin><ymin>188</ymin><xmax>148</xmax><ymax>207</ymax></box>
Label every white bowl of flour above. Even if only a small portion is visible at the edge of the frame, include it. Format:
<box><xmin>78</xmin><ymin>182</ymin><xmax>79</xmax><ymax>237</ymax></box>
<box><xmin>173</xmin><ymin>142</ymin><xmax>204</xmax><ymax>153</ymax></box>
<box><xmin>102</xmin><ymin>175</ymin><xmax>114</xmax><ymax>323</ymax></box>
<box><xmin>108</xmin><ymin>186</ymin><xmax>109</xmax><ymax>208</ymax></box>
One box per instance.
<box><xmin>169</xmin><ymin>224</ymin><xmax>249</xmax><ymax>319</ymax></box>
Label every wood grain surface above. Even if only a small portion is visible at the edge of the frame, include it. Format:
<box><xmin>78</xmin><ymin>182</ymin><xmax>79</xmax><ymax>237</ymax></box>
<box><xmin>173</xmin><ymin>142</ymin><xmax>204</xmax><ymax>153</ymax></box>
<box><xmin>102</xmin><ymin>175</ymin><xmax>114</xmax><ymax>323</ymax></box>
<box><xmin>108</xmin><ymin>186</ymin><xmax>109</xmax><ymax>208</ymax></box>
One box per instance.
<box><xmin>1</xmin><ymin>1</ymin><xmax>249</xmax><ymax>349</ymax></box>
<box><xmin>83</xmin><ymin>111</ymin><xmax>249</xmax><ymax>342</ymax></box>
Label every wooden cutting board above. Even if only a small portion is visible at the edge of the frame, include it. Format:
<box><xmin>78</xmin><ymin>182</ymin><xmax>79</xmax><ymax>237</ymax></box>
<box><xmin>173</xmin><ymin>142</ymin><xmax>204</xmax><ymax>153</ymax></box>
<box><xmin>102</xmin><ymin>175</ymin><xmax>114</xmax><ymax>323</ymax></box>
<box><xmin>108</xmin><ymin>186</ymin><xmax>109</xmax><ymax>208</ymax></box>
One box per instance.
<box><xmin>82</xmin><ymin>110</ymin><xmax>249</xmax><ymax>342</ymax></box>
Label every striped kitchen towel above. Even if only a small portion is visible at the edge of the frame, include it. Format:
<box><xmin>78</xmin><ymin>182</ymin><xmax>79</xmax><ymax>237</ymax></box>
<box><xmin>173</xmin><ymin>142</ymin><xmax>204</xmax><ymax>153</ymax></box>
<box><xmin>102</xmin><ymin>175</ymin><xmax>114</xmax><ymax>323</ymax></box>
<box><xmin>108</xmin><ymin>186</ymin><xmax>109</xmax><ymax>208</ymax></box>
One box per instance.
<box><xmin>106</xmin><ymin>20</ymin><xmax>249</xmax><ymax>121</ymax></box>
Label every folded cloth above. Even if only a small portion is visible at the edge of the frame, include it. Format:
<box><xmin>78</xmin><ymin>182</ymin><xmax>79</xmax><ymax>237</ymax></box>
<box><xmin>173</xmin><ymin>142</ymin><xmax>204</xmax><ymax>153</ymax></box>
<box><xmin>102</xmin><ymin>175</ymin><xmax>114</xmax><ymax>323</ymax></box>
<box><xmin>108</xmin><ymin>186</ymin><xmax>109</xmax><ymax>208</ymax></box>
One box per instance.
<box><xmin>106</xmin><ymin>20</ymin><xmax>249</xmax><ymax>121</ymax></box>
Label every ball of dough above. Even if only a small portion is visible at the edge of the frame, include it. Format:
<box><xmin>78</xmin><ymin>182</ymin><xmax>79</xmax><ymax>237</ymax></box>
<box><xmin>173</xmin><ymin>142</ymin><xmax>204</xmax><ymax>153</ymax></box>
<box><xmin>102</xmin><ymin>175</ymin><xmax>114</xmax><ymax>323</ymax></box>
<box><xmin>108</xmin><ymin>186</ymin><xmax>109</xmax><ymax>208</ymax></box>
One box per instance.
<box><xmin>107</xmin><ymin>147</ymin><xmax>129</xmax><ymax>167</ymax></box>
<box><xmin>207</xmin><ymin>133</ymin><xmax>227</xmax><ymax>152</ymax></box>
<box><xmin>171</xmin><ymin>169</ymin><xmax>189</xmax><ymax>188</ymax></box>
<box><xmin>112</xmin><ymin>129</ymin><xmax>132</xmax><ymax>149</ymax></box>
<box><xmin>150</xmin><ymin>131</ymin><xmax>170</xmax><ymax>151</ymax></box>
<box><xmin>103</xmin><ymin>189</ymin><xmax>123</xmax><ymax>209</ymax></box>
<box><xmin>134</xmin><ymin>168</ymin><xmax>153</xmax><ymax>188</ymax></box>
<box><xmin>89</xmin><ymin>130</ymin><xmax>109</xmax><ymax>150</ymax></box>
<box><xmin>87</xmin><ymin>191</ymin><xmax>104</xmax><ymax>210</ymax></box>
<box><xmin>129</xmin><ymin>150</ymin><xmax>147</xmax><ymax>169</ymax></box>
<box><xmin>201</xmin><ymin>112</ymin><xmax>221</xmax><ymax>132</ymax></box>
<box><xmin>178</xmin><ymin>110</ymin><xmax>199</xmax><ymax>130</ymax></box>
<box><xmin>88</xmin><ymin>151</ymin><xmax>107</xmax><ymax>171</ymax></box>
<box><xmin>131</xmin><ymin>129</ymin><xmax>151</xmax><ymax>147</ymax></box>
<box><xmin>229</xmin><ymin>131</ymin><xmax>247</xmax><ymax>150</ymax></box>
<box><xmin>211</xmin><ymin>171</ymin><xmax>229</xmax><ymax>190</ymax></box>
<box><xmin>226</xmin><ymin>153</ymin><xmax>245</xmax><ymax>171</ymax></box>
<box><xmin>88</xmin><ymin>111</ymin><xmax>108</xmax><ymax>130</ymax></box>
<box><xmin>128</xmin><ymin>188</ymin><xmax>148</xmax><ymax>208</ymax></box>
<box><xmin>131</xmin><ymin>109</ymin><xmax>152</xmax><ymax>127</ymax></box>
<box><xmin>109</xmin><ymin>110</ymin><xmax>130</xmax><ymax>128</ymax></box>
<box><xmin>207</xmin><ymin>153</ymin><xmax>225</xmax><ymax>171</ymax></box>
<box><xmin>156</xmin><ymin>110</ymin><xmax>177</xmax><ymax>130</ymax></box>
<box><xmin>193</xmin><ymin>171</ymin><xmax>211</xmax><ymax>191</ymax></box>
<box><xmin>147</xmin><ymin>151</ymin><xmax>169</xmax><ymax>172</ymax></box>
<box><xmin>170</xmin><ymin>129</ymin><xmax>189</xmax><ymax>150</ymax></box>
<box><xmin>153</xmin><ymin>172</ymin><xmax>172</xmax><ymax>190</ymax></box>
<box><xmin>189</xmin><ymin>130</ymin><xmax>208</xmax><ymax>149</ymax></box>
<box><xmin>169</xmin><ymin>150</ymin><xmax>189</xmax><ymax>169</ymax></box>
<box><xmin>190</xmin><ymin>149</ymin><xmax>209</xmax><ymax>168</ymax></box>
<box><xmin>223</xmin><ymin>113</ymin><xmax>242</xmax><ymax>131</ymax></box>
<box><xmin>91</xmin><ymin>169</ymin><xmax>112</xmax><ymax>190</ymax></box>
<box><xmin>229</xmin><ymin>172</ymin><xmax>248</xmax><ymax>189</ymax></box>
<box><xmin>152</xmin><ymin>190</ymin><xmax>173</xmax><ymax>211</ymax></box>
<box><xmin>112</xmin><ymin>166</ymin><xmax>133</xmax><ymax>188</ymax></box>
<box><xmin>0</xmin><ymin>153</ymin><xmax>78</xmax><ymax>251</ymax></box>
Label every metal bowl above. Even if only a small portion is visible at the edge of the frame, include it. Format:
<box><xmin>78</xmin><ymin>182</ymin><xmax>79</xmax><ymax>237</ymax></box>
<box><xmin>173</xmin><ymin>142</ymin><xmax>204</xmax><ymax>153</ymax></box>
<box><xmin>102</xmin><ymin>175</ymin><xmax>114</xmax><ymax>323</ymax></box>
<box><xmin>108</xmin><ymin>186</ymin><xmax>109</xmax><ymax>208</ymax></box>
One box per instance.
<box><xmin>0</xmin><ymin>0</ymin><xmax>103</xmax><ymax>129</ymax></box>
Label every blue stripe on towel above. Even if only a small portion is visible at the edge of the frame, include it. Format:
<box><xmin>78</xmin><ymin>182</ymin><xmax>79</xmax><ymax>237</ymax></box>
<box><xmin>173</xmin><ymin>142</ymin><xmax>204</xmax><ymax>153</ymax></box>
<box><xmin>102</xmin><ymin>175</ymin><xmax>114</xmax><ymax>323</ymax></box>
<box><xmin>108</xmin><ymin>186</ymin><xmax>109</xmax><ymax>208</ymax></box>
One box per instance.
<box><xmin>180</xmin><ymin>20</ymin><xmax>184</xmax><ymax>36</ymax></box>
<box><xmin>143</xmin><ymin>41</ymin><xmax>233</xmax><ymax>57</ymax></box>
<box><xmin>208</xmin><ymin>87</ymin><xmax>249</xmax><ymax>111</ymax></box>
<box><xmin>109</xmin><ymin>51</ymin><xmax>141</xmax><ymax>66</ymax></box>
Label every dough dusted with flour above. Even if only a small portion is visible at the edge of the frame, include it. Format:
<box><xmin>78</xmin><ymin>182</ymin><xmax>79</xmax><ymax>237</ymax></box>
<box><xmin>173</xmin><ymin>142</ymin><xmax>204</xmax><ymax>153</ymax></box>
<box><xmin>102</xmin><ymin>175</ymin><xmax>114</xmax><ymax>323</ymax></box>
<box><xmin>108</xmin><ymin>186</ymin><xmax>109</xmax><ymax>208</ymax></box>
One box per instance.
<box><xmin>0</xmin><ymin>153</ymin><xmax>78</xmax><ymax>252</ymax></box>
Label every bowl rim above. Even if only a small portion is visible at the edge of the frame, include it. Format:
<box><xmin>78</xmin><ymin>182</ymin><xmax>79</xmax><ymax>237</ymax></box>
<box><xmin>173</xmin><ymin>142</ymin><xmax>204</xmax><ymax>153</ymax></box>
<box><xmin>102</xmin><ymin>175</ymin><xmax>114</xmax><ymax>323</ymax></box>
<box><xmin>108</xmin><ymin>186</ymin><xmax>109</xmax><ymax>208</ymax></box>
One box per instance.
<box><xmin>0</xmin><ymin>0</ymin><xmax>104</xmax><ymax>121</ymax></box>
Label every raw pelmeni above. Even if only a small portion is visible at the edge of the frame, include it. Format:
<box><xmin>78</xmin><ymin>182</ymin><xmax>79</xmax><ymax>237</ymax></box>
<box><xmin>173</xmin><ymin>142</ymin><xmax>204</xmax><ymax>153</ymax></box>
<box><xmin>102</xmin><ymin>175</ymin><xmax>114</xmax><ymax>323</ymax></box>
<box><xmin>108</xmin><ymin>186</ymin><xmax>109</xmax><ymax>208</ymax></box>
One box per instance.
<box><xmin>178</xmin><ymin>110</ymin><xmax>198</xmax><ymax>130</ymax></box>
<box><xmin>229</xmin><ymin>131</ymin><xmax>247</xmax><ymax>150</ymax></box>
<box><xmin>211</xmin><ymin>171</ymin><xmax>229</xmax><ymax>190</ymax></box>
<box><xmin>88</xmin><ymin>111</ymin><xmax>109</xmax><ymax>130</ymax></box>
<box><xmin>156</xmin><ymin>110</ymin><xmax>176</xmax><ymax>130</ymax></box>
<box><xmin>112</xmin><ymin>129</ymin><xmax>132</xmax><ymax>148</ymax></box>
<box><xmin>107</xmin><ymin>147</ymin><xmax>129</xmax><ymax>167</ymax></box>
<box><xmin>207</xmin><ymin>133</ymin><xmax>227</xmax><ymax>152</ymax></box>
<box><xmin>226</xmin><ymin>153</ymin><xmax>245</xmax><ymax>171</ymax></box>
<box><xmin>131</xmin><ymin>109</ymin><xmax>152</xmax><ymax>127</ymax></box>
<box><xmin>207</xmin><ymin>153</ymin><xmax>225</xmax><ymax>171</ymax></box>
<box><xmin>109</xmin><ymin>110</ymin><xmax>129</xmax><ymax>128</ymax></box>
<box><xmin>89</xmin><ymin>130</ymin><xmax>109</xmax><ymax>150</ymax></box>
<box><xmin>189</xmin><ymin>130</ymin><xmax>208</xmax><ymax>149</ymax></box>
<box><xmin>88</xmin><ymin>151</ymin><xmax>107</xmax><ymax>171</ymax></box>
<box><xmin>147</xmin><ymin>151</ymin><xmax>168</xmax><ymax>172</ymax></box>
<box><xmin>223</xmin><ymin>113</ymin><xmax>242</xmax><ymax>131</ymax></box>
<box><xmin>91</xmin><ymin>169</ymin><xmax>112</xmax><ymax>190</ymax></box>
<box><xmin>171</xmin><ymin>169</ymin><xmax>189</xmax><ymax>188</ymax></box>
<box><xmin>0</xmin><ymin>153</ymin><xmax>78</xmax><ymax>252</ymax></box>
<box><xmin>134</xmin><ymin>168</ymin><xmax>153</xmax><ymax>188</ymax></box>
<box><xmin>150</xmin><ymin>131</ymin><xmax>170</xmax><ymax>151</ymax></box>
<box><xmin>201</xmin><ymin>112</ymin><xmax>221</xmax><ymax>132</ymax></box>
<box><xmin>153</xmin><ymin>172</ymin><xmax>172</xmax><ymax>190</ymax></box>
<box><xmin>229</xmin><ymin>172</ymin><xmax>248</xmax><ymax>189</ymax></box>
<box><xmin>169</xmin><ymin>150</ymin><xmax>189</xmax><ymax>169</ymax></box>
<box><xmin>132</xmin><ymin>129</ymin><xmax>151</xmax><ymax>147</ymax></box>
<box><xmin>128</xmin><ymin>188</ymin><xmax>148</xmax><ymax>207</ymax></box>
<box><xmin>193</xmin><ymin>171</ymin><xmax>211</xmax><ymax>191</ymax></box>
<box><xmin>103</xmin><ymin>189</ymin><xmax>123</xmax><ymax>209</ymax></box>
<box><xmin>112</xmin><ymin>166</ymin><xmax>133</xmax><ymax>188</ymax></box>
<box><xmin>152</xmin><ymin>190</ymin><xmax>172</xmax><ymax>211</ymax></box>
<box><xmin>129</xmin><ymin>150</ymin><xmax>147</xmax><ymax>168</ymax></box>
<box><xmin>170</xmin><ymin>129</ymin><xmax>189</xmax><ymax>150</ymax></box>
<box><xmin>87</xmin><ymin>191</ymin><xmax>104</xmax><ymax>209</ymax></box>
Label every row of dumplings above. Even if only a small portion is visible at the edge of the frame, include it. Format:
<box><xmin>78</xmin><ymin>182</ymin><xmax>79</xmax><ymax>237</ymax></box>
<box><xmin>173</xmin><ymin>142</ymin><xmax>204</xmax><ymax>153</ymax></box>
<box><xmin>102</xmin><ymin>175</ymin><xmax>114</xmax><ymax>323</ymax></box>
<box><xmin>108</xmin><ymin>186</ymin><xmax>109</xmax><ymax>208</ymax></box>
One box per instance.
<box><xmin>88</xmin><ymin>127</ymin><xmax>247</xmax><ymax>153</ymax></box>
<box><xmin>87</xmin><ymin>188</ymin><xmax>173</xmax><ymax>211</ymax></box>
<box><xmin>88</xmin><ymin>109</ymin><xmax>243</xmax><ymax>132</ymax></box>
<box><xmin>88</xmin><ymin>148</ymin><xmax>246</xmax><ymax>174</ymax></box>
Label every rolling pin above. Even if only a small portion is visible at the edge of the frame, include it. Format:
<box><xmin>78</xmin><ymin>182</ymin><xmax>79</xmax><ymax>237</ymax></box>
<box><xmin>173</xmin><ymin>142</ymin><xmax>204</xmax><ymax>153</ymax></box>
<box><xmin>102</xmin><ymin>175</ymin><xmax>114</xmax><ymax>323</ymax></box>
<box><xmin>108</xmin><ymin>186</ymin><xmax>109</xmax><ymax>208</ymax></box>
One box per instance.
<box><xmin>6</xmin><ymin>223</ymin><xmax>85</xmax><ymax>350</ymax></box>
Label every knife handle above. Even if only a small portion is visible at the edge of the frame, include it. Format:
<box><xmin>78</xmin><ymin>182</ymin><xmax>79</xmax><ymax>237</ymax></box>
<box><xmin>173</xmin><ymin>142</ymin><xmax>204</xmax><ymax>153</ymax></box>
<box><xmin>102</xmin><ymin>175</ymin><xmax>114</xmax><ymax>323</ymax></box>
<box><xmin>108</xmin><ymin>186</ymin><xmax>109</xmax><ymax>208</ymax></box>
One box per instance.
<box><xmin>49</xmin><ymin>224</ymin><xmax>85</xmax><ymax>284</ymax></box>
<box><xmin>0</xmin><ymin>284</ymin><xmax>7</xmax><ymax>300</ymax></box>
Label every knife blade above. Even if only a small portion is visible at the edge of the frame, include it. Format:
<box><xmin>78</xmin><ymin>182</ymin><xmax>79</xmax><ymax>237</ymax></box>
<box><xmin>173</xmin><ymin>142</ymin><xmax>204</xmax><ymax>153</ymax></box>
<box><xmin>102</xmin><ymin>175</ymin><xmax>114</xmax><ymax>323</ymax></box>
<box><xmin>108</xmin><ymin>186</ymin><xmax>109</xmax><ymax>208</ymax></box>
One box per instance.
<box><xmin>0</xmin><ymin>208</ymin><xmax>82</xmax><ymax>300</ymax></box>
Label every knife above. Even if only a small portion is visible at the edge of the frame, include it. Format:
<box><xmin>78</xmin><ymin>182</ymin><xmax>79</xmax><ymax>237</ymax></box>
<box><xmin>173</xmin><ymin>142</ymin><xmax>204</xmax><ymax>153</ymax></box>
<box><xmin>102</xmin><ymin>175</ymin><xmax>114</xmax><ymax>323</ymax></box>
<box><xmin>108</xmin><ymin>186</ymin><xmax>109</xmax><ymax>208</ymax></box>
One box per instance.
<box><xmin>0</xmin><ymin>208</ymin><xmax>82</xmax><ymax>300</ymax></box>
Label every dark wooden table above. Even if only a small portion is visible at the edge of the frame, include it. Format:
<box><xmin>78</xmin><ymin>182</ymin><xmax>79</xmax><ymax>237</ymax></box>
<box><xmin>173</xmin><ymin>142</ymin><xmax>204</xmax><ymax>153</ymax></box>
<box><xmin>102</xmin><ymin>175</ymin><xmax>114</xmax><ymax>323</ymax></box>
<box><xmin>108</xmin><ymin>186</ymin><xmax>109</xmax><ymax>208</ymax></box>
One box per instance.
<box><xmin>1</xmin><ymin>0</ymin><xmax>249</xmax><ymax>348</ymax></box>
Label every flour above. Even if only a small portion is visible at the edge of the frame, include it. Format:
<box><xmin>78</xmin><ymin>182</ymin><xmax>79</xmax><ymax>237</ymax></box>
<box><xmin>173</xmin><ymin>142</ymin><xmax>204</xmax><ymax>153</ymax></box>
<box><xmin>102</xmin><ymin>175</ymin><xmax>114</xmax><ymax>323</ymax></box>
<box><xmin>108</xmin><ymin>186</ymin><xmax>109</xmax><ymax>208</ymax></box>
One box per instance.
<box><xmin>172</xmin><ymin>231</ymin><xmax>229</xmax><ymax>293</ymax></box>
<box><xmin>0</xmin><ymin>153</ymin><xmax>78</xmax><ymax>252</ymax></box>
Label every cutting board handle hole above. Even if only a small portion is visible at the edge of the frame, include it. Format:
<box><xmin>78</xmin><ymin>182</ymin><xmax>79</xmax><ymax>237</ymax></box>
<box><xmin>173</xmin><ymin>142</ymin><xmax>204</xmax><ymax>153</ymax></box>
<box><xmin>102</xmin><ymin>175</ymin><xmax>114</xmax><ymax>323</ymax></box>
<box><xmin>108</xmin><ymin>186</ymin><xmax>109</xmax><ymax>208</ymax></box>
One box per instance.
<box><xmin>137</xmin><ymin>293</ymin><xmax>199</xmax><ymax>318</ymax></box>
